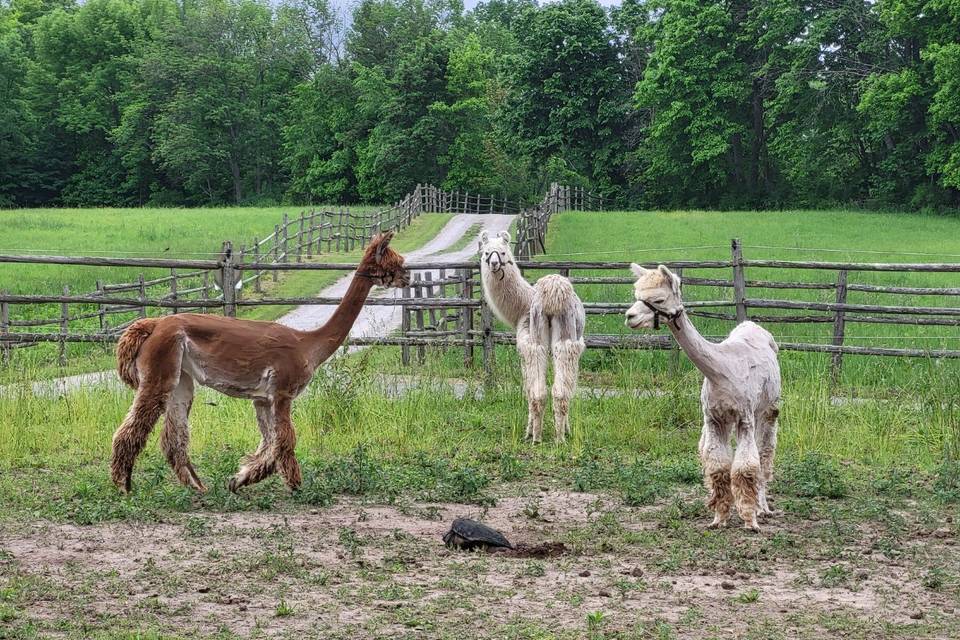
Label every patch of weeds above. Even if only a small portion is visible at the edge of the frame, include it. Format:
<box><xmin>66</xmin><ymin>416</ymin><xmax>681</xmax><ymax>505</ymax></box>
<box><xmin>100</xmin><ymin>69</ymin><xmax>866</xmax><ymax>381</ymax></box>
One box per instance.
<box><xmin>820</xmin><ymin>564</ymin><xmax>850</xmax><ymax>588</ymax></box>
<box><xmin>275</xmin><ymin>598</ymin><xmax>294</xmax><ymax>617</ymax></box>
<box><xmin>736</xmin><ymin>588</ymin><xmax>761</xmax><ymax>603</ymax></box>
<box><xmin>498</xmin><ymin>453</ymin><xmax>528</xmax><ymax>481</ymax></box>
<box><xmin>779</xmin><ymin>453</ymin><xmax>847</xmax><ymax>499</ymax></box>
<box><xmin>0</xmin><ymin>602</ymin><xmax>17</xmax><ymax>623</ymax></box>
<box><xmin>184</xmin><ymin>516</ymin><xmax>211</xmax><ymax>538</ymax></box>
<box><xmin>523</xmin><ymin>497</ymin><xmax>543</xmax><ymax>520</ymax></box>
<box><xmin>338</xmin><ymin>527</ymin><xmax>364</xmax><ymax>558</ymax></box>
<box><xmin>922</xmin><ymin>567</ymin><xmax>952</xmax><ymax>591</ymax></box>
<box><xmin>658</xmin><ymin>495</ymin><xmax>707</xmax><ymax>527</ymax></box>
<box><xmin>519</xmin><ymin>560</ymin><xmax>546</xmax><ymax>578</ymax></box>
<box><xmin>614</xmin><ymin>577</ymin><xmax>647</xmax><ymax>595</ymax></box>
<box><xmin>294</xmin><ymin>468</ymin><xmax>335</xmax><ymax>507</ymax></box>
<box><xmin>934</xmin><ymin>459</ymin><xmax>960</xmax><ymax>502</ymax></box>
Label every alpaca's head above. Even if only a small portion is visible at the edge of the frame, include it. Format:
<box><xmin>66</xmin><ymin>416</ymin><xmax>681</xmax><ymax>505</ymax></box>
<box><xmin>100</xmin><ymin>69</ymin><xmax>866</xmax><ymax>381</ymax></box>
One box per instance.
<box><xmin>360</xmin><ymin>231</ymin><xmax>410</xmax><ymax>288</ymax></box>
<box><xmin>478</xmin><ymin>230</ymin><xmax>515</xmax><ymax>277</ymax></box>
<box><xmin>625</xmin><ymin>264</ymin><xmax>683</xmax><ymax>330</ymax></box>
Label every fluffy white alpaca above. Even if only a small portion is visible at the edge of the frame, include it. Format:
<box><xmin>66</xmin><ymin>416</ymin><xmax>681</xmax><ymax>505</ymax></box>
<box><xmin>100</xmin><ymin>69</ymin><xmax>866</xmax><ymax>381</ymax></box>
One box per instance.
<box><xmin>479</xmin><ymin>231</ymin><xmax>586</xmax><ymax>443</ymax></box>
<box><xmin>625</xmin><ymin>264</ymin><xmax>781</xmax><ymax>531</ymax></box>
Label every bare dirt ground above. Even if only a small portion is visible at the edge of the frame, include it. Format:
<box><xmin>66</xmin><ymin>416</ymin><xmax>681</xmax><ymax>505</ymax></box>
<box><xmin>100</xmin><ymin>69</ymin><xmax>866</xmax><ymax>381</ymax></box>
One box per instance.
<box><xmin>2</xmin><ymin>484</ymin><xmax>958</xmax><ymax>639</ymax></box>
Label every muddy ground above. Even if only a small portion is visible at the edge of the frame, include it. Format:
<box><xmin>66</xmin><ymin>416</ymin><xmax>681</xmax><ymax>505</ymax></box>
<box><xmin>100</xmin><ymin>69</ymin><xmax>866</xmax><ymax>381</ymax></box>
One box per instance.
<box><xmin>2</xmin><ymin>483</ymin><xmax>959</xmax><ymax>639</ymax></box>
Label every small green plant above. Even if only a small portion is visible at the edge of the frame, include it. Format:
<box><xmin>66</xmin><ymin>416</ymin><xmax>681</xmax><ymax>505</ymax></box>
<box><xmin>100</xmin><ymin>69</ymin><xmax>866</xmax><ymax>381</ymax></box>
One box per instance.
<box><xmin>275</xmin><ymin>598</ymin><xmax>294</xmax><ymax>617</ymax></box>
<box><xmin>586</xmin><ymin>610</ymin><xmax>607</xmax><ymax>630</ymax></box>
<box><xmin>736</xmin><ymin>588</ymin><xmax>761</xmax><ymax>603</ymax></box>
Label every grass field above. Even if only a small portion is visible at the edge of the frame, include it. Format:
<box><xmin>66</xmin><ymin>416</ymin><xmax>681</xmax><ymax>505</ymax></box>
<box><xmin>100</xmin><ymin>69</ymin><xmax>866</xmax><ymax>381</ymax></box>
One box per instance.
<box><xmin>2</xmin><ymin>208</ymin><xmax>960</xmax><ymax>638</ymax></box>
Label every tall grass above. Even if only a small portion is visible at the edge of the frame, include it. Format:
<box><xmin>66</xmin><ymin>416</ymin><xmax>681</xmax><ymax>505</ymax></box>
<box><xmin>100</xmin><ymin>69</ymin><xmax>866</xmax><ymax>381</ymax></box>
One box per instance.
<box><xmin>1</xmin><ymin>349</ymin><xmax>956</xmax><ymax>472</ymax></box>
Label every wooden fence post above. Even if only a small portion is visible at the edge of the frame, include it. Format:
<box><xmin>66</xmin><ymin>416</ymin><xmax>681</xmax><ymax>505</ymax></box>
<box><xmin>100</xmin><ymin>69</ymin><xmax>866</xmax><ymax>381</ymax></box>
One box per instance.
<box><xmin>297</xmin><ymin>213</ymin><xmax>305</xmax><ymax>263</ymax></box>
<box><xmin>96</xmin><ymin>280</ymin><xmax>106</xmax><ymax>332</ymax></box>
<box><xmin>1</xmin><ymin>291</ymin><xmax>9</xmax><ymax>364</ymax></box>
<box><xmin>481</xmin><ymin>296</ymin><xmax>495</xmax><ymax>383</ymax></box>
<box><xmin>169</xmin><ymin>268</ymin><xmax>178</xmax><ymax>314</ymax></box>
<box><xmin>414</xmin><ymin>274</ymin><xmax>426</xmax><ymax>364</ymax></box>
<box><xmin>425</xmin><ymin>271</ymin><xmax>438</xmax><ymax>330</ymax></box>
<box><xmin>306</xmin><ymin>216</ymin><xmax>314</xmax><ymax>259</ymax></box>
<box><xmin>253</xmin><ymin>238</ymin><xmax>262</xmax><ymax>293</ymax></box>
<box><xmin>221</xmin><ymin>241</ymin><xmax>237</xmax><ymax>317</ymax></box>
<box><xmin>461</xmin><ymin>268</ymin><xmax>474</xmax><ymax>367</ymax></box>
<box><xmin>731</xmin><ymin>238</ymin><xmax>747</xmax><ymax>324</ymax></box>
<box><xmin>138</xmin><ymin>274</ymin><xmax>147</xmax><ymax>319</ymax></box>
<box><xmin>59</xmin><ymin>285</ymin><xmax>69</xmax><ymax>366</ymax></box>
<box><xmin>401</xmin><ymin>286</ymin><xmax>411</xmax><ymax>366</ymax></box>
<box><xmin>272</xmin><ymin>224</ymin><xmax>280</xmax><ymax>282</ymax></box>
<box><xmin>336</xmin><ymin>208</ymin><xmax>343</xmax><ymax>253</ymax></box>
<box><xmin>282</xmin><ymin>214</ymin><xmax>289</xmax><ymax>263</ymax></box>
<box><xmin>236</xmin><ymin>245</ymin><xmax>245</xmax><ymax>301</ymax></box>
<box><xmin>831</xmin><ymin>269</ymin><xmax>849</xmax><ymax>386</ymax></box>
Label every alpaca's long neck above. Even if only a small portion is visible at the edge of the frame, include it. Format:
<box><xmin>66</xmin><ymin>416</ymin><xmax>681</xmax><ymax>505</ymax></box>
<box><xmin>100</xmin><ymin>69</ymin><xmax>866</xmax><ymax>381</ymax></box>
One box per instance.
<box><xmin>482</xmin><ymin>265</ymin><xmax>534</xmax><ymax>328</ymax></box>
<box><xmin>306</xmin><ymin>272</ymin><xmax>374</xmax><ymax>365</ymax></box>
<box><xmin>667</xmin><ymin>311</ymin><xmax>726</xmax><ymax>383</ymax></box>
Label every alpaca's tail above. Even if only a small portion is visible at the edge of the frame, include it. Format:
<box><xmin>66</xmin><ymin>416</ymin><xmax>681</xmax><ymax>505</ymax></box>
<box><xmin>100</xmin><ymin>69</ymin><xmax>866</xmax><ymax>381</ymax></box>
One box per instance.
<box><xmin>116</xmin><ymin>318</ymin><xmax>158</xmax><ymax>389</ymax></box>
<box><xmin>535</xmin><ymin>274</ymin><xmax>577</xmax><ymax>317</ymax></box>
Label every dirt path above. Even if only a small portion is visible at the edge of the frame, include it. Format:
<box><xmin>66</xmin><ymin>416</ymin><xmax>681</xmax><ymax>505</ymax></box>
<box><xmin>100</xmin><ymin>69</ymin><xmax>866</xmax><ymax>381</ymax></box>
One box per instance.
<box><xmin>3</xmin><ymin>489</ymin><xmax>956</xmax><ymax>638</ymax></box>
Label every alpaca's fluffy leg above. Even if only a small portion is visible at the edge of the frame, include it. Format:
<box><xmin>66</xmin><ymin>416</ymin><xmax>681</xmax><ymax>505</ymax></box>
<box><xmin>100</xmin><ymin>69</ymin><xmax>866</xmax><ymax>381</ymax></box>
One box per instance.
<box><xmin>551</xmin><ymin>338</ymin><xmax>584</xmax><ymax>443</ymax></box>
<box><xmin>159</xmin><ymin>373</ymin><xmax>205</xmax><ymax>492</ymax></box>
<box><xmin>111</xmin><ymin>338</ymin><xmax>182</xmax><ymax>494</ymax></box>
<box><xmin>700</xmin><ymin>415</ymin><xmax>733</xmax><ymax>529</ymax></box>
<box><xmin>272</xmin><ymin>396</ymin><xmax>302</xmax><ymax>490</ymax></box>
<box><xmin>517</xmin><ymin>325</ymin><xmax>547</xmax><ymax>444</ymax></box>
<box><xmin>757</xmin><ymin>406</ymin><xmax>779</xmax><ymax>516</ymax></box>
<box><xmin>229</xmin><ymin>399</ymin><xmax>277</xmax><ymax>492</ymax></box>
<box><xmin>731</xmin><ymin>418</ymin><xmax>762</xmax><ymax>532</ymax></box>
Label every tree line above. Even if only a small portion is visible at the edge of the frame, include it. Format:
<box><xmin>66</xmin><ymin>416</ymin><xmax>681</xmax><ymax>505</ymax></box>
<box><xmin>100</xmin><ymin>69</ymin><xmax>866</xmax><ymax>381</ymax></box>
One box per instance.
<box><xmin>1</xmin><ymin>0</ymin><xmax>958</xmax><ymax>210</ymax></box>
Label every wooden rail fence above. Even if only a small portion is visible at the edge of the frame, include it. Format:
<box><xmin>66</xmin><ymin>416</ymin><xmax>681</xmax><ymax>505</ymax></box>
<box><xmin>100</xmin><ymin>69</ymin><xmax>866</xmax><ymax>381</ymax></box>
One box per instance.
<box><xmin>3</xmin><ymin>238</ymin><xmax>960</xmax><ymax>383</ymax></box>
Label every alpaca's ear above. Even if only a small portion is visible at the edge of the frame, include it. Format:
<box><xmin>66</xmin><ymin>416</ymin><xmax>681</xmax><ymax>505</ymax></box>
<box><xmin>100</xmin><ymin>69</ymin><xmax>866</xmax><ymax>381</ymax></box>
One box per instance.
<box><xmin>658</xmin><ymin>264</ymin><xmax>681</xmax><ymax>293</ymax></box>
<box><xmin>375</xmin><ymin>230</ymin><xmax>395</xmax><ymax>262</ymax></box>
<box><xmin>479</xmin><ymin>230</ymin><xmax>490</xmax><ymax>245</ymax></box>
<box><xmin>497</xmin><ymin>230</ymin><xmax>511</xmax><ymax>243</ymax></box>
<box><xmin>630</xmin><ymin>263</ymin><xmax>647</xmax><ymax>278</ymax></box>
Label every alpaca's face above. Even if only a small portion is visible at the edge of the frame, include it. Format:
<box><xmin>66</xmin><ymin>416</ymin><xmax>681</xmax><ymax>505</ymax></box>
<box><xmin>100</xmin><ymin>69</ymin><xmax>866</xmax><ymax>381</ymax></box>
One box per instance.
<box><xmin>362</xmin><ymin>231</ymin><xmax>410</xmax><ymax>288</ymax></box>
<box><xmin>478</xmin><ymin>230</ymin><xmax>515</xmax><ymax>277</ymax></box>
<box><xmin>625</xmin><ymin>264</ymin><xmax>683</xmax><ymax>330</ymax></box>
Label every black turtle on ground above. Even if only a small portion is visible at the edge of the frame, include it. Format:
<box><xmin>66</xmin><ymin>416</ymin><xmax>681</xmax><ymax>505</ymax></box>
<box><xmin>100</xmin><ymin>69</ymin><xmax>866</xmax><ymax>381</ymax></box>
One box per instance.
<box><xmin>443</xmin><ymin>518</ymin><xmax>512</xmax><ymax>551</ymax></box>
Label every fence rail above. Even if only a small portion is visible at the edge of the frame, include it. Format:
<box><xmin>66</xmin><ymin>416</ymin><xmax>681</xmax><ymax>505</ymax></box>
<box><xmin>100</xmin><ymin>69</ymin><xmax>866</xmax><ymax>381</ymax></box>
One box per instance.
<box><xmin>4</xmin><ymin>236</ymin><xmax>960</xmax><ymax>383</ymax></box>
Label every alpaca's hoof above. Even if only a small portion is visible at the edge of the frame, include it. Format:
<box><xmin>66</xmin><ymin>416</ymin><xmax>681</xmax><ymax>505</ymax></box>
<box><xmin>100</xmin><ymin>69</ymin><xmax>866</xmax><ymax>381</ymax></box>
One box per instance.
<box><xmin>743</xmin><ymin>523</ymin><xmax>761</xmax><ymax>533</ymax></box>
<box><xmin>706</xmin><ymin>519</ymin><xmax>728</xmax><ymax>530</ymax></box>
<box><xmin>227</xmin><ymin>477</ymin><xmax>242</xmax><ymax>493</ymax></box>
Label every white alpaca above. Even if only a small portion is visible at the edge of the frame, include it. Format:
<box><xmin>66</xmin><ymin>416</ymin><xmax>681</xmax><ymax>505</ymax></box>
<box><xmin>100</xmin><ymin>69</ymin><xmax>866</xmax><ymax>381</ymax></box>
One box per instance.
<box><xmin>478</xmin><ymin>231</ymin><xmax>586</xmax><ymax>443</ymax></box>
<box><xmin>625</xmin><ymin>264</ymin><xmax>781</xmax><ymax>532</ymax></box>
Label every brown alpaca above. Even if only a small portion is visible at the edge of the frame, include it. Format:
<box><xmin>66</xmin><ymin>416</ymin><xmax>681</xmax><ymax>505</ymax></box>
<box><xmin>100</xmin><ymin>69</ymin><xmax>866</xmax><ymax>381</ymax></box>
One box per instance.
<box><xmin>110</xmin><ymin>232</ymin><xmax>409</xmax><ymax>494</ymax></box>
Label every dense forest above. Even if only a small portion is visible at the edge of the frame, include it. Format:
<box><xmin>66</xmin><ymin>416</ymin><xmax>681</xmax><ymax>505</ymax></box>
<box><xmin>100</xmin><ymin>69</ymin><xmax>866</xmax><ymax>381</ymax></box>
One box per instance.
<box><xmin>0</xmin><ymin>0</ymin><xmax>958</xmax><ymax>210</ymax></box>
